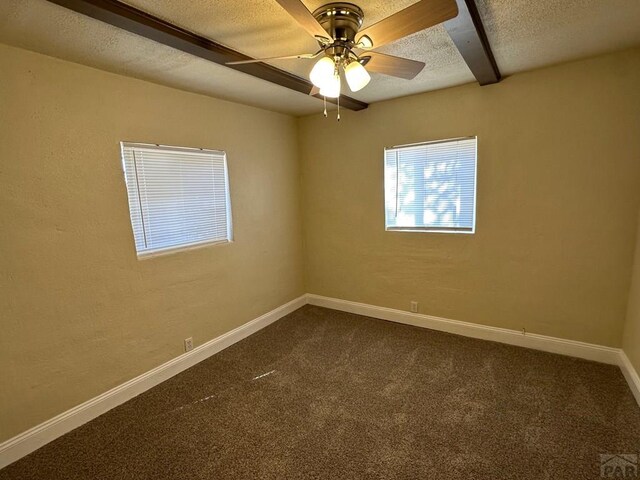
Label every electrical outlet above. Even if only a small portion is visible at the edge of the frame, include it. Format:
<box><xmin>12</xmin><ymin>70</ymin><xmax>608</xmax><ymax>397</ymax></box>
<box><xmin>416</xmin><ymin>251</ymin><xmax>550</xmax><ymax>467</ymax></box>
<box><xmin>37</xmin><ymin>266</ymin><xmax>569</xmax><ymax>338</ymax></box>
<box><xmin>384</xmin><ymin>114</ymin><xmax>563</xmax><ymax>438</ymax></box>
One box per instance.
<box><xmin>410</xmin><ymin>301</ymin><xmax>419</xmax><ymax>313</ymax></box>
<box><xmin>184</xmin><ymin>337</ymin><xmax>194</xmax><ymax>352</ymax></box>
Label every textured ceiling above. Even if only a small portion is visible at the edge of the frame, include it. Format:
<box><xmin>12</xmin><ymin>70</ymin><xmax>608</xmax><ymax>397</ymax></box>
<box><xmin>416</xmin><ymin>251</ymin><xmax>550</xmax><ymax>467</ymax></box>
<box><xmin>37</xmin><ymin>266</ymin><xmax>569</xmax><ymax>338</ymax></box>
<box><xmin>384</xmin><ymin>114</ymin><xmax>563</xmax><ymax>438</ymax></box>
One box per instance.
<box><xmin>477</xmin><ymin>0</ymin><xmax>640</xmax><ymax>75</ymax></box>
<box><xmin>1</xmin><ymin>0</ymin><xmax>639</xmax><ymax>116</ymax></box>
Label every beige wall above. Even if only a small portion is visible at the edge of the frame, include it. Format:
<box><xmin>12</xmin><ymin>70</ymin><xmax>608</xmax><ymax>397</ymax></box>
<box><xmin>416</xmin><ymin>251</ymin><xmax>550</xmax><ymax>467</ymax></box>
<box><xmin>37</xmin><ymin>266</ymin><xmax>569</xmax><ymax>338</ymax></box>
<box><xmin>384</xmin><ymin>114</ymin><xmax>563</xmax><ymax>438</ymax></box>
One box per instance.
<box><xmin>0</xmin><ymin>44</ymin><xmax>304</xmax><ymax>441</ymax></box>
<box><xmin>624</xmin><ymin>210</ymin><xmax>640</xmax><ymax>373</ymax></box>
<box><xmin>299</xmin><ymin>48</ymin><xmax>640</xmax><ymax>347</ymax></box>
<box><xmin>3</xmin><ymin>41</ymin><xmax>640</xmax><ymax>444</ymax></box>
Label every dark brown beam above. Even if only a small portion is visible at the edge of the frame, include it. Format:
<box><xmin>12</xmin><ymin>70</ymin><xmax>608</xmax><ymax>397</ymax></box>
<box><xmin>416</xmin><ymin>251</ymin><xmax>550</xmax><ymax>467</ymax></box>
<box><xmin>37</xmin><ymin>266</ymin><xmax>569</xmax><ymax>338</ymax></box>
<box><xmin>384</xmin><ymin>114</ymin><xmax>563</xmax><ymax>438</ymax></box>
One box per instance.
<box><xmin>45</xmin><ymin>0</ymin><xmax>369</xmax><ymax>111</ymax></box>
<box><xmin>444</xmin><ymin>0</ymin><xmax>500</xmax><ymax>85</ymax></box>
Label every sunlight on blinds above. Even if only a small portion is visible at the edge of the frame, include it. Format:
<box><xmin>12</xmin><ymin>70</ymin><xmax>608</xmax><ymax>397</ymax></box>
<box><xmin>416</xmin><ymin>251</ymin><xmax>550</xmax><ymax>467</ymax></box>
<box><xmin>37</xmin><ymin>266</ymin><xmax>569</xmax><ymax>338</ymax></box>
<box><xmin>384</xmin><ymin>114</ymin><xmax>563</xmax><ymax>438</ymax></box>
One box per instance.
<box><xmin>384</xmin><ymin>137</ymin><xmax>477</xmax><ymax>233</ymax></box>
<box><xmin>120</xmin><ymin>143</ymin><xmax>232</xmax><ymax>256</ymax></box>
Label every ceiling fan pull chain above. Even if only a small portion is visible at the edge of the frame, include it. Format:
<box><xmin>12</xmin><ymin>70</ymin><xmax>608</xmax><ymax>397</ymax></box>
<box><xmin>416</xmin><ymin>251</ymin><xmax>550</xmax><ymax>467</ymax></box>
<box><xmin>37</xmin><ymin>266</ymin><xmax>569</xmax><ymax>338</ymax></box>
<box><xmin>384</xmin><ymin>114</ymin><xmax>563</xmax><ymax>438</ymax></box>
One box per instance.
<box><xmin>337</xmin><ymin>95</ymin><xmax>341</xmax><ymax>122</ymax></box>
<box><xmin>323</xmin><ymin>95</ymin><xmax>327</xmax><ymax>117</ymax></box>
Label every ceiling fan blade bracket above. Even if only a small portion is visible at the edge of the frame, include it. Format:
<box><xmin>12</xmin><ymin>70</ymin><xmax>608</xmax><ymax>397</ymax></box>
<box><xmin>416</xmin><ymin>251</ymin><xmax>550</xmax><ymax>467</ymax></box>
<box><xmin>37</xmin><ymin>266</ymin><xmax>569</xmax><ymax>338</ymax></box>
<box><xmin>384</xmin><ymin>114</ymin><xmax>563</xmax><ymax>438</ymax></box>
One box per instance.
<box><xmin>225</xmin><ymin>50</ymin><xmax>322</xmax><ymax>65</ymax></box>
<box><xmin>315</xmin><ymin>35</ymin><xmax>333</xmax><ymax>46</ymax></box>
<box><xmin>358</xmin><ymin>55</ymin><xmax>372</xmax><ymax>67</ymax></box>
<box><xmin>355</xmin><ymin>35</ymin><xmax>374</xmax><ymax>49</ymax></box>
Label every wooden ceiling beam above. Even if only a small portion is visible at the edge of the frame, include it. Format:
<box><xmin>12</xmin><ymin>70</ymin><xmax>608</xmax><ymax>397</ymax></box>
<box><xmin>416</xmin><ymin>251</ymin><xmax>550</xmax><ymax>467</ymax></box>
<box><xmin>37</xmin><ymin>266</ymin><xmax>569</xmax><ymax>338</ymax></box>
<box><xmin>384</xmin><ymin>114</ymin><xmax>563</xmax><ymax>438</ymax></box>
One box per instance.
<box><xmin>444</xmin><ymin>0</ymin><xmax>501</xmax><ymax>85</ymax></box>
<box><xmin>45</xmin><ymin>0</ymin><xmax>369</xmax><ymax>111</ymax></box>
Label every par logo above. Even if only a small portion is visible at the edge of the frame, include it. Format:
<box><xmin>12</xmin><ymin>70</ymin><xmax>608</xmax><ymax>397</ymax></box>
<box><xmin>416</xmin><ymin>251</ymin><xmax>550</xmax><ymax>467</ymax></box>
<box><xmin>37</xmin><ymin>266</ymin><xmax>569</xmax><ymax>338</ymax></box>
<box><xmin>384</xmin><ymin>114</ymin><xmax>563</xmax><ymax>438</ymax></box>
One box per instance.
<box><xmin>600</xmin><ymin>454</ymin><xmax>638</xmax><ymax>478</ymax></box>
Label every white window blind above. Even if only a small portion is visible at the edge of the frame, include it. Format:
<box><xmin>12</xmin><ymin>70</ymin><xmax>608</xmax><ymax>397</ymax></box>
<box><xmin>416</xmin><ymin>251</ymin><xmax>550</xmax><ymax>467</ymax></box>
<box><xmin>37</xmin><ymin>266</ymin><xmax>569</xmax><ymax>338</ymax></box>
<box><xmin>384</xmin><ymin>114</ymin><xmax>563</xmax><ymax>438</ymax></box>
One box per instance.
<box><xmin>384</xmin><ymin>137</ymin><xmax>477</xmax><ymax>233</ymax></box>
<box><xmin>120</xmin><ymin>143</ymin><xmax>232</xmax><ymax>256</ymax></box>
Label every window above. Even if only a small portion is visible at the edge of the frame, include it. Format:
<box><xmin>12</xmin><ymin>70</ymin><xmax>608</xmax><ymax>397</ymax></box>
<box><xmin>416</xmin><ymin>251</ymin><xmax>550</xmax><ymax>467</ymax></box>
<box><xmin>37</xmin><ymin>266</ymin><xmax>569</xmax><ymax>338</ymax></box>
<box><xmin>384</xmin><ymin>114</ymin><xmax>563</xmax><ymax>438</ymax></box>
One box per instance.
<box><xmin>384</xmin><ymin>137</ymin><xmax>477</xmax><ymax>233</ymax></box>
<box><xmin>120</xmin><ymin>143</ymin><xmax>232</xmax><ymax>257</ymax></box>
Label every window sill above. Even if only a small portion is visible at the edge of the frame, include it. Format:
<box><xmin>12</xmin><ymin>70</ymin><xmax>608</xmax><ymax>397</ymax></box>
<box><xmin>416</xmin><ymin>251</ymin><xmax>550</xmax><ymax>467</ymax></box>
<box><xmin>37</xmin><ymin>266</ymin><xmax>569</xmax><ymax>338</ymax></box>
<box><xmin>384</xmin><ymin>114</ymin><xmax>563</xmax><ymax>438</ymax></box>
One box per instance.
<box><xmin>136</xmin><ymin>238</ymin><xmax>232</xmax><ymax>259</ymax></box>
<box><xmin>385</xmin><ymin>227</ymin><xmax>475</xmax><ymax>235</ymax></box>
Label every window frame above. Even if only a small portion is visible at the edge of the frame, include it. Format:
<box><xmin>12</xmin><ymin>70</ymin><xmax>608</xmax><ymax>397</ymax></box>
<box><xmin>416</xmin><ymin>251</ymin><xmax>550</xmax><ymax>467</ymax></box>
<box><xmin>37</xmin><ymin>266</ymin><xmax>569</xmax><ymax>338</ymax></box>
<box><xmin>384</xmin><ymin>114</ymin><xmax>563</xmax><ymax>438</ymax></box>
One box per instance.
<box><xmin>383</xmin><ymin>136</ymin><xmax>478</xmax><ymax>235</ymax></box>
<box><xmin>120</xmin><ymin>142</ymin><xmax>233</xmax><ymax>259</ymax></box>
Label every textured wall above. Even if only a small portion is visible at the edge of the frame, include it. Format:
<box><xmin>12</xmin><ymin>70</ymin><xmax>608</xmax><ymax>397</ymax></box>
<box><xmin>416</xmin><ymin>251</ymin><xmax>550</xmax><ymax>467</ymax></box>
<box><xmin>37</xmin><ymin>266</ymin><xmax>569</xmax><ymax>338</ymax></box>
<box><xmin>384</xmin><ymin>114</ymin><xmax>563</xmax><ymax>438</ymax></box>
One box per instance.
<box><xmin>3</xmin><ymin>41</ymin><xmax>640</xmax><ymax>445</ymax></box>
<box><xmin>0</xmin><ymin>44</ymin><xmax>304</xmax><ymax>441</ymax></box>
<box><xmin>624</xmin><ymin>210</ymin><xmax>640</xmax><ymax>373</ymax></box>
<box><xmin>299</xmin><ymin>48</ymin><xmax>640</xmax><ymax>347</ymax></box>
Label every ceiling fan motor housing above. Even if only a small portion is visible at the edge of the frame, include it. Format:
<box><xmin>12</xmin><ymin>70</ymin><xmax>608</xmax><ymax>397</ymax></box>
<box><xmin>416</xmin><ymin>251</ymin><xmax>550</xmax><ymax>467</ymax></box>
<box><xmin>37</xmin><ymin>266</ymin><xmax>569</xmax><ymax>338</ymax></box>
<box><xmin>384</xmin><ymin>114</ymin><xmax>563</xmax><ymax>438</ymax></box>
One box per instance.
<box><xmin>313</xmin><ymin>2</ymin><xmax>364</xmax><ymax>59</ymax></box>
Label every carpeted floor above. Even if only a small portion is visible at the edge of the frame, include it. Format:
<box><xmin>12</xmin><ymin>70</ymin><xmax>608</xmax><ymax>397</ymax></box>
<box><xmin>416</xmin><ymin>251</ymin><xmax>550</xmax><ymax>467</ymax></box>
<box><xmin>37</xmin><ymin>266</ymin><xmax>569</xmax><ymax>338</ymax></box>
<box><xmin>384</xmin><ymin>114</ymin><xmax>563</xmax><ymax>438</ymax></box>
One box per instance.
<box><xmin>2</xmin><ymin>305</ymin><xmax>639</xmax><ymax>479</ymax></box>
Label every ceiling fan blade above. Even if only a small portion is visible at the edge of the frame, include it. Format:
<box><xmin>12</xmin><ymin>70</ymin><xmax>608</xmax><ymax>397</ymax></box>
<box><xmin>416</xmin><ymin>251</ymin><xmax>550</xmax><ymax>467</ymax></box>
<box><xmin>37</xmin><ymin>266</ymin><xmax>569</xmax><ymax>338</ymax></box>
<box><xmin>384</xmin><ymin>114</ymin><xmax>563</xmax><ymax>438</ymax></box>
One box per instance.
<box><xmin>356</xmin><ymin>51</ymin><xmax>425</xmax><ymax>80</ymax></box>
<box><xmin>309</xmin><ymin>85</ymin><xmax>320</xmax><ymax>96</ymax></box>
<box><xmin>274</xmin><ymin>0</ymin><xmax>330</xmax><ymax>42</ymax></box>
<box><xmin>227</xmin><ymin>51</ymin><xmax>320</xmax><ymax>65</ymax></box>
<box><xmin>356</xmin><ymin>0</ymin><xmax>458</xmax><ymax>49</ymax></box>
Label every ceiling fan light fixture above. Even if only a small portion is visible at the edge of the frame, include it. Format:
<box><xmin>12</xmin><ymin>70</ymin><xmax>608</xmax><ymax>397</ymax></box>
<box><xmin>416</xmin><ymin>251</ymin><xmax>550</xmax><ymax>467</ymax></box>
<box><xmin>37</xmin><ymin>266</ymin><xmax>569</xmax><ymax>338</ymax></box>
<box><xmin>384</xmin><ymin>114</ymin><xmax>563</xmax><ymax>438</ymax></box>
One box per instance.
<box><xmin>310</xmin><ymin>56</ymin><xmax>336</xmax><ymax>89</ymax></box>
<box><xmin>344</xmin><ymin>60</ymin><xmax>371</xmax><ymax>92</ymax></box>
<box><xmin>319</xmin><ymin>73</ymin><xmax>341</xmax><ymax>98</ymax></box>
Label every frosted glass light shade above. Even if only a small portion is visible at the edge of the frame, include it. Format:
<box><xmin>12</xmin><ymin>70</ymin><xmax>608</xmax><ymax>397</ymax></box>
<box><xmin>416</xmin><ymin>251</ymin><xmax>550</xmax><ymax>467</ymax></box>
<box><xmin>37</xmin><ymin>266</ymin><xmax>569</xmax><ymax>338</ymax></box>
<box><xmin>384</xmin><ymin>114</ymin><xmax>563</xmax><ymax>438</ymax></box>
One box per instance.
<box><xmin>319</xmin><ymin>74</ymin><xmax>341</xmax><ymax>98</ymax></box>
<box><xmin>310</xmin><ymin>57</ymin><xmax>336</xmax><ymax>89</ymax></box>
<box><xmin>345</xmin><ymin>61</ymin><xmax>371</xmax><ymax>92</ymax></box>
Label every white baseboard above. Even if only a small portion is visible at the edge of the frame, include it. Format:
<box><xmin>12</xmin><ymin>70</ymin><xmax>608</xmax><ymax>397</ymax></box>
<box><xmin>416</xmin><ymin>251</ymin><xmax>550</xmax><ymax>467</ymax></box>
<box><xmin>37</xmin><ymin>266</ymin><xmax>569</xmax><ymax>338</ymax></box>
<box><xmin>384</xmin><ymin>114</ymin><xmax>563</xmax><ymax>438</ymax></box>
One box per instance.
<box><xmin>2</xmin><ymin>293</ymin><xmax>638</xmax><ymax>470</ymax></box>
<box><xmin>0</xmin><ymin>295</ymin><xmax>306</xmax><ymax>470</ymax></box>
<box><xmin>306</xmin><ymin>294</ymin><xmax>621</xmax><ymax>365</ymax></box>
<box><xmin>619</xmin><ymin>351</ymin><xmax>640</xmax><ymax>406</ymax></box>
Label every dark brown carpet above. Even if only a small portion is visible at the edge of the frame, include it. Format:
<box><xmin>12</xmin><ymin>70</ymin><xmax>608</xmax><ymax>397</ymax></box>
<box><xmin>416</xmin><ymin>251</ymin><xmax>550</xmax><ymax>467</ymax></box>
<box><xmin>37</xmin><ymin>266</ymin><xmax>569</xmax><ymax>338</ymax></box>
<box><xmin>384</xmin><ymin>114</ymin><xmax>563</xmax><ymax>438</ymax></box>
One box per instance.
<box><xmin>2</xmin><ymin>305</ymin><xmax>639</xmax><ymax>479</ymax></box>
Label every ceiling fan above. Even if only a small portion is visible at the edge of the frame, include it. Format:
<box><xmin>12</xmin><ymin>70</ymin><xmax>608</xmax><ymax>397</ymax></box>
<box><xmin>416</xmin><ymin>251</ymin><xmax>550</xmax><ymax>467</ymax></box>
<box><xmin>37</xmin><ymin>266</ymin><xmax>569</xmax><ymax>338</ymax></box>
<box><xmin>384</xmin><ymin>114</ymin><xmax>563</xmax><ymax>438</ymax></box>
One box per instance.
<box><xmin>228</xmin><ymin>0</ymin><xmax>459</xmax><ymax>100</ymax></box>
